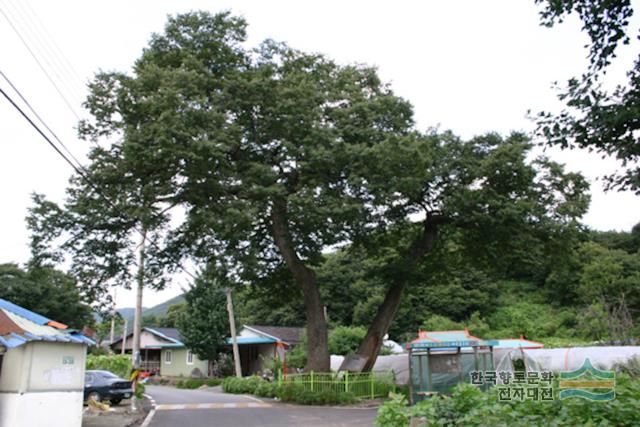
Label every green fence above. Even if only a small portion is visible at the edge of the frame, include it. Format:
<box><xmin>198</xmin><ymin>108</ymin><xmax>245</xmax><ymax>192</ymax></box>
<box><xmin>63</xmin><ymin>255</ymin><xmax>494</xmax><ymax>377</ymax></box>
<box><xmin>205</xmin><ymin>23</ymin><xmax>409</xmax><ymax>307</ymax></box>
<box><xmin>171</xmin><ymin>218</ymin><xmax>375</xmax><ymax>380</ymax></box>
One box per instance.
<box><xmin>278</xmin><ymin>371</ymin><xmax>396</xmax><ymax>399</ymax></box>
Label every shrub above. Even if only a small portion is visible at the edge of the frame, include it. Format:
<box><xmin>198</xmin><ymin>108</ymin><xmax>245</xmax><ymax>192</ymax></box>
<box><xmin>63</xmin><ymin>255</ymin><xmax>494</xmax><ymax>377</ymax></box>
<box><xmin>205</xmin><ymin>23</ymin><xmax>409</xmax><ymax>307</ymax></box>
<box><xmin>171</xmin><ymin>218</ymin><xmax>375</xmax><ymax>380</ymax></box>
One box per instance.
<box><xmin>86</xmin><ymin>354</ymin><xmax>131</xmax><ymax>379</ymax></box>
<box><xmin>375</xmin><ymin>376</ymin><xmax>640</xmax><ymax>427</ymax></box>
<box><xmin>222</xmin><ymin>376</ymin><xmax>264</xmax><ymax>394</ymax></box>
<box><xmin>254</xmin><ymin>381</ymin><xmax>279</xmax><ymax>398</ymax></box>
<box><xmin>135</xmin><ymin>382</ymin><xmax>145</xmax><ymax>399</ymax></box>
<box><xmin>329</xmin><ymin>326</ymin><xmax>367</xmax><ymax>355</ymax></box>
<box><xmin>176</xmin><ymin>378</ymin><xmax>223</xmax><ymax>389</ymax></box>
<box><xmin>420</xmin><ymin>315</ymin><xmax>464</xmax><ymax>332</ymax></box>
<box><xmin>277</xmin><ymin>384</ymin><xmax>357</xmax><ymax>405</ymax></box>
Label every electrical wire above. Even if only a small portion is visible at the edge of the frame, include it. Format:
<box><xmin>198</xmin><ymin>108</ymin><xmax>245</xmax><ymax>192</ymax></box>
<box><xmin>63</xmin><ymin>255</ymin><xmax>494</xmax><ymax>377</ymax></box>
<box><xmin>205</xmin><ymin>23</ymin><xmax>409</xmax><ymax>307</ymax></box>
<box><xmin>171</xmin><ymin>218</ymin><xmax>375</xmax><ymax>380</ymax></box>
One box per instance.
<box><xmin>0</xmin><ymin>83</ymin><xmax>198</xmax><ymax>281</ymax></box>
<box><xmin>0</xmin><ymin>1</ymin><xmax>82</xmax><ymax>120</ymax></box>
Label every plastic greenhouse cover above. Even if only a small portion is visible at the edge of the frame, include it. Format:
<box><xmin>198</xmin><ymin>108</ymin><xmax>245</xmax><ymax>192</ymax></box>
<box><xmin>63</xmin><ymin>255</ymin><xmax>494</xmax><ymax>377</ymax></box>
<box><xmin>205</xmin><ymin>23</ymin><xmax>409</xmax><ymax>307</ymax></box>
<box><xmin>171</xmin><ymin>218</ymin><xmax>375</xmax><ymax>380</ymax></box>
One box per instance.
<box><xmin>519</xmin><ymin>346</ymin><xmax>640</xmax><ymax>372</ymax></box>
<box><xmin>331</xmin><ymin>350</ymin><xmax>507</xmax><ymax>385</ymax></box>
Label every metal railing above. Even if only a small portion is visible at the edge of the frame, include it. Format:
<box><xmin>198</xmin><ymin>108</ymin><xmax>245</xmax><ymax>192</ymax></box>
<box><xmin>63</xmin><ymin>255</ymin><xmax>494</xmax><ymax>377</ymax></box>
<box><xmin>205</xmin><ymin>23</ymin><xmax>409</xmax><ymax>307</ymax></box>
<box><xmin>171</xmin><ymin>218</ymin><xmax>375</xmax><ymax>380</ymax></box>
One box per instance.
<box><xmin>278</xmin><ymin>370</ymin><xmax>396</xmax><ymax>399</ymax></box>
<box><xmin>141</xmin><ymin>360</ymin><xmax>161</xmax><ymax>373</ymax></box>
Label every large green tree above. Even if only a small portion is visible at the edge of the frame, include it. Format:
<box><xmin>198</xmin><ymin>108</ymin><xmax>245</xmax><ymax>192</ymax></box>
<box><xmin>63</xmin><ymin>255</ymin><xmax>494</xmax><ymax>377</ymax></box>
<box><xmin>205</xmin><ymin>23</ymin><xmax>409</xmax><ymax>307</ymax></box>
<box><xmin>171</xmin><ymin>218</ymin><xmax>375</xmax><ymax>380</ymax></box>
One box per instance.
<box><xmin>177</xmin><ymin>268</ymin><xmax>229</xmax><ymax>362</ymax></box>
<box><xmin>77</xmin><ymin>12</ymin><xmax>590</xmax><ymax>371</ymax></box>
<box><xmin>0</xmin><ymin>263</ymin><xmax>93</xmax><ymax>329</ymax></box>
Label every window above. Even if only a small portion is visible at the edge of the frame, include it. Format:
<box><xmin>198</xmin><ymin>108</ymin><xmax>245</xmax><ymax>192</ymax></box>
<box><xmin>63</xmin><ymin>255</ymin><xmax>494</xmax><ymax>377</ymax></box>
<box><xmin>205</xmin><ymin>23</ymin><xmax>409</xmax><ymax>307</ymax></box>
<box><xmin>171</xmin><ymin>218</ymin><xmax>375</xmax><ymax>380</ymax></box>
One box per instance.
<box><xmin>165</xmin><ymin>350</ymin><xmax>172</xmax><ymax>364</ymax></box>
<box><xmin>186</xmin><ymin>350</ymin><xmax>194</xmax><ymax>365</ymax></box>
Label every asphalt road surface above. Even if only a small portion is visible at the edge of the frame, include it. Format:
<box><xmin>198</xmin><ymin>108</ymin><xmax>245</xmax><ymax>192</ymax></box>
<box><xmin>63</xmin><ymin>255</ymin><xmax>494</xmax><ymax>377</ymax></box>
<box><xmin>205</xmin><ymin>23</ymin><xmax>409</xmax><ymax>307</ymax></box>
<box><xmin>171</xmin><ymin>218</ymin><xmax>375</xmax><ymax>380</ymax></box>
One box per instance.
<box><xmin>145</xmin><ymin>385</ymin><xmax>377</xmax><ymax>427</ymax></box>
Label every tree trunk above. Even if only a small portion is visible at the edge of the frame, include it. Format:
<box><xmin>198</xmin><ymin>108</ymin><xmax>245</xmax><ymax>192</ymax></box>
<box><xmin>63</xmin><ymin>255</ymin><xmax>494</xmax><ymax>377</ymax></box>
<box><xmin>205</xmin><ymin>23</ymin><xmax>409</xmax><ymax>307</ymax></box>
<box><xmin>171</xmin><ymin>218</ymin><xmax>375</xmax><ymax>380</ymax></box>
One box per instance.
<box><xmin>347</xmin><ymin>213</ymin><xmax>443</xmax><ymax>372</ymax></box>
<box><xmin>271</xmin><ymin>200</ymin><xmax>330</xmax><ymax>372</ymax></box>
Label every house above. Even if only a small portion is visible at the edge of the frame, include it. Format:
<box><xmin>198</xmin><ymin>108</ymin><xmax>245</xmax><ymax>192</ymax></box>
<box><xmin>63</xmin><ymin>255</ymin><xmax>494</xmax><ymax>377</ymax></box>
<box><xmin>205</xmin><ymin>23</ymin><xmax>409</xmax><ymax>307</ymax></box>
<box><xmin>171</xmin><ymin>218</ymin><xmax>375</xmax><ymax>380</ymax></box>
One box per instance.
<box><xmin>110</xmin><ymin>327</ymin><xmax>208</xmax><ymax>377</ymax></box>
<box><xmin>228</xmin><ymin>325</ymin><xmax>304</xmax><ymax>376</ymax></box>
<box><xmin>0</xmin><ymin>298</ymin><xmax>94</xmax><ymax>427</ymax></box>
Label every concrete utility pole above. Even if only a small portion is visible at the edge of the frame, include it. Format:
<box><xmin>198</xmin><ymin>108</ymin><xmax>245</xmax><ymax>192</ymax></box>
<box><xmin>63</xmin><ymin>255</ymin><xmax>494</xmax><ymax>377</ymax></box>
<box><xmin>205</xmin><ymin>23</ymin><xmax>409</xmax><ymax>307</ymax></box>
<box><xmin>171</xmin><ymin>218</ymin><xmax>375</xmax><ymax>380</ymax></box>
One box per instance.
<box><xmin>131</xmin><ymin>230</ymin><xmax>146</xmax><ymax>412</ymax></box>
<box><xmin>226</xmin><ymin>288</ymin><xmax>242</xmax><ymax>378</ymax></box>
<box><xmin>109</xmin><ymin>289</ymin><xmax>117</xmax><ymax>348</ymax></box>
<box><xmin>132</xmin><ymin>230</ymin><xmax>146</xmax><ymax>371</ymax></box>
<box><xmin>121</xmin><ymin>318</ymin><xmax>127</xmax><ymax>355</ymax></box>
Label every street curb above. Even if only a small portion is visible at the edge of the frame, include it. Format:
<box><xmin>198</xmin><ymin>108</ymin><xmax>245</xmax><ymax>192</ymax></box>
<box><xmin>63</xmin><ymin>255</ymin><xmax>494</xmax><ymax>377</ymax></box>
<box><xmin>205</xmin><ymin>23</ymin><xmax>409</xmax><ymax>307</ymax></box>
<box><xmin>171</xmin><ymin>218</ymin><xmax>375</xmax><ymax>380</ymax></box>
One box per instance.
<box><xmin>140</xmin><ymin>394</ymin><xmax>157</xmax><ymax>427</ymax></box>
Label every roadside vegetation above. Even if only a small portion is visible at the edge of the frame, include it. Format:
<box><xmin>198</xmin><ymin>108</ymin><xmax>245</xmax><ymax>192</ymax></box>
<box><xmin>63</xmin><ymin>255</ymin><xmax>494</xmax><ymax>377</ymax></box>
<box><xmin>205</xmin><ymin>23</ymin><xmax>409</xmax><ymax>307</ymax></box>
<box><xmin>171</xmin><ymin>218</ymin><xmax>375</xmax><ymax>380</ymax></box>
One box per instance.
<box><xmin>222</xmin><ymin>376</ymin><xmax>361</xmax><ymax>405</ymax></box>
<box><xmin>375</xmin><ymin>374</ymin><xmax>640</xmax><ymax>427</ymax></box>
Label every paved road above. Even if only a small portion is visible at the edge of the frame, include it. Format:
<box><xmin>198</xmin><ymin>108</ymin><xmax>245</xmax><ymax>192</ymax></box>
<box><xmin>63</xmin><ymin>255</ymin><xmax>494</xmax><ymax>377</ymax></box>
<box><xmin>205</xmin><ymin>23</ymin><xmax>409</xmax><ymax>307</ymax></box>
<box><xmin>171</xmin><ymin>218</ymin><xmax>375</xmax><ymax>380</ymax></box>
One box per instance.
<box><xmin>145</xmin><ymin>385</ymin><xmax>377</xmax><ymax>427</ymax></box>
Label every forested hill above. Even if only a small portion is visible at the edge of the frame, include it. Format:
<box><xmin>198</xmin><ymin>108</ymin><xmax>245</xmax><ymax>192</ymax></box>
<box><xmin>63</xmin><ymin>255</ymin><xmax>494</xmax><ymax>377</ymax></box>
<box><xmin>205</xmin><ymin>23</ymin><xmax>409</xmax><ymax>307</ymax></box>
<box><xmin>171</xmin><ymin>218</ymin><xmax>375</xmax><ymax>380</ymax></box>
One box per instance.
<box><xmin>234</xmin><ymin>223</ymin><xmax>640</xmax><ymax>347</ymax></box>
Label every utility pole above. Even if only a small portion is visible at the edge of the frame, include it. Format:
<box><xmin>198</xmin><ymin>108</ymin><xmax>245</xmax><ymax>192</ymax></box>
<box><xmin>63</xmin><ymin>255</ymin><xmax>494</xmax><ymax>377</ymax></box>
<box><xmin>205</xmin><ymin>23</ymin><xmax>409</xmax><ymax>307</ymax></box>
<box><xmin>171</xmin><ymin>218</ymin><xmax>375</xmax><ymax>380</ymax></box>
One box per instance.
<box><xmin>109</xmin><ymin>288</ymin><xmax>117</xmax><ymax>348</ymax></box>
<box><xmin>226</xmin><ymin>287</ymin><xmax>242</xmax><ymax>378</ymax></box>
<box><xmin>132</xmin><ymin>231</ymin><xmax>146</xmax><ymax>371</ymax></box>
<box><xmin>131</xmin><ymin>230</ymin><xmax>146</xmax><ymax>412</ymax></box>
<box><xmin>121</xmin><ymin>318</ymin><xmax>127</xmax><ymax>355</ymax></box>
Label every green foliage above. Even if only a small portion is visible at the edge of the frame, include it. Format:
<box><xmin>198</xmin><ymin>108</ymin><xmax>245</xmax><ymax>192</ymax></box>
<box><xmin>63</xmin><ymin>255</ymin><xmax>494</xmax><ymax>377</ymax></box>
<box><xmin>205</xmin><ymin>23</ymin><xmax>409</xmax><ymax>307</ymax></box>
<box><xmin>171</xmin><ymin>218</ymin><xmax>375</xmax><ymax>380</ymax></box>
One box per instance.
<box><xmin>86</xmin><ymin>355</ymin><xmax>132</xmax><ymax>379</ymax></box>
<box><xmin>222</xmin><ymin>376</ymin><xmax>265</xmax><ymax>394</ymax></box>
<box><xmin>254</xmin><ymin>381</ymin><xmax>279</xmax><ymax>398</ymax></box>
<box><xmin>277</xmin><ymin>384</ymin><xmax>357</xmax><ymax>405</ymax></box>
<box><xmin>135</xmin><ymin>382</ymin><xmax>145</xmax><ymax>399</ymax></box>
<box><xmin>0</xmin><ymin>263</ymin><xmax>94</xmax><ymax>329</ymax></box>
<box><xmin>420</xmin><ymin>315</ymin><xmax>463</xmax><ymax>332</ymax></box>
<box><xmin>376</xmin><ymin>377</ymin><xmax>640</xmax><ymax>426</ymax></box>
<box><xmin>375</xmin><ymin>393</ymin><xmax>411</xmax><ymax>427</ymax></box>
<box><xmin>615</xmin><ymin>356</ymin><xmax>640</xmax><ymax>379</ymax></box>
<box><xmin>177</xmin><ymin>266</ymin><xmax>229</xmax><ymax>362</ymax></box>
<box><xmin>175</xmin><ymin>378</ymin><xmax>222</xmax><ymax>389</ymax></box>
<box><xmin>329</xmin><ymin>326</ymin><xmax>367</xmax><ymax>355</ymax></box>
<box><xmin>286</xmin><ymin>345</ymin><xmax>307</xmax><ymax>370</ymax></box>
<box><xmin>535</xmin><ymin>0</ymin><xmax>640</xmax><ymax>192</ymax></box>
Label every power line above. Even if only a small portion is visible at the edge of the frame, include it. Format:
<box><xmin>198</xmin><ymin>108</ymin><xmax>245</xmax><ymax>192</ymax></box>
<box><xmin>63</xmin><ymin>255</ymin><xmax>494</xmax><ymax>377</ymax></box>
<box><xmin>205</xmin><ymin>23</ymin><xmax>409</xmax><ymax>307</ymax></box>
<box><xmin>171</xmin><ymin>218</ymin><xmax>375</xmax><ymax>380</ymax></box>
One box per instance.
<box><xmin>7</xmin><ymin>0</ymin><xmax>85</xmax><ymax>100</ymax></box>
<box><xmin>0</xmin><ymin>83</ymin><xmax>199</xmax><ymax>282</ymax></box>
<box><xmin>0</xmin><ymin>0</ymin><xmax>82</xmax><ymax>120</ymax></box>
<box><xmin>0</xmin><ymin>70</ymin><xmax>84</xmax><ymax>170</ymax></box>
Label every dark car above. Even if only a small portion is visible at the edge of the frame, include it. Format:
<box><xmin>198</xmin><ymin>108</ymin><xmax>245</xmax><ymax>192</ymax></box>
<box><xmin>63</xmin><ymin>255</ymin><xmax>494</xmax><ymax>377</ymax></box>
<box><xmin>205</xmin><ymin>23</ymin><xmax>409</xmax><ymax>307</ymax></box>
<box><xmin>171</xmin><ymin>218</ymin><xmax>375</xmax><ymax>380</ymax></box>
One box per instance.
<box><xmin>84</xmin><ymin>370</ymin><xmax>133</xmax><ymax>405</ymax></box>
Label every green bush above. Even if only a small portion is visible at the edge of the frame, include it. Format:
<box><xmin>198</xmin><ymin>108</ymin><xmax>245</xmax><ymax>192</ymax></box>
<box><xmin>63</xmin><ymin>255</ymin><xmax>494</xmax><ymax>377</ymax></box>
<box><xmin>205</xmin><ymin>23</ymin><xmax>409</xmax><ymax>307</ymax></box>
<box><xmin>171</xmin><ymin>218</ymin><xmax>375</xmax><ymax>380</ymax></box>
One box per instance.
<box><xmin>277</xmin><ymin>384</ymin><xmax>357</xmax><ymax>405</ymax></box>
<box><xmin>254</xmin><ymin>381</ymin><xmax>279</xmax><ymax>398</ymax></box>
<box><xmin>375</xmin><ymin>376</ymin><xmax>640</xmax><ymax>427</ymax></box>
<box><xmin>135</xmin><ymin>382</ymin><xmax>145</xmax><ymax>399</ymax></box>
<box><xmin>86</xmin><ymin>355</ymin><xmax>131</xmax><ymax>379</ymax></box>
<box><xmin>176</xmin><ymin>378</ymin><xmax>223</xmax><ymax>389</ymax></box>
<box><xmin>329</xmin><ymin>326</ymin><xmax>367</xmax><ymax>355</ymax></box>
<box><xmin>222</xmin><ymin>376</ymin><xmax>264</xmax><ymax>394</ymax></box>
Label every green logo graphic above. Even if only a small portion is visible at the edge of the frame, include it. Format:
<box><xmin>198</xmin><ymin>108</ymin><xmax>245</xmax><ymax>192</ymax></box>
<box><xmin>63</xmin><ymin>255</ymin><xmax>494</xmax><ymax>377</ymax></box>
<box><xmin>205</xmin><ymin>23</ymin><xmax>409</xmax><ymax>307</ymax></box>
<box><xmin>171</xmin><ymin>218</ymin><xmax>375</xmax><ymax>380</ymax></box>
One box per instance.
<box><xmin>558</xmin><ymin>358</ymin><xmax>615</xmax><ymax>401</ymax></box>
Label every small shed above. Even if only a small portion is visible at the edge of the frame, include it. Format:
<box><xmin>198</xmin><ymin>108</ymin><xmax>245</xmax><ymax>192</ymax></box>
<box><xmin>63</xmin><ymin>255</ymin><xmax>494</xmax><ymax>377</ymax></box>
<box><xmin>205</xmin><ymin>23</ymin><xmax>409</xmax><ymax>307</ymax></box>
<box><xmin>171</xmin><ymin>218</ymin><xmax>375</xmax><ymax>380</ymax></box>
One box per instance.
<box><xmin>408</xmin><ymin>329</ymin><xmax>496</xmax><ymax>404</ymax></box>
<box><xmin>0</xmin><ymin>298</ymin><xmax>93</xmax><ymax>427</ymax></box>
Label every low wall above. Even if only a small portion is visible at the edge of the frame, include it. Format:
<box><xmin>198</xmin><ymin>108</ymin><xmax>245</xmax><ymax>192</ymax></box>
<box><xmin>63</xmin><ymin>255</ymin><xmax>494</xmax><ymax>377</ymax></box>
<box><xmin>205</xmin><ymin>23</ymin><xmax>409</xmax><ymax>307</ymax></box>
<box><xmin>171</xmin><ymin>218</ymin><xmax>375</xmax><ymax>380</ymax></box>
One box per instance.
<box><xmin>0</xmin><ymin>391</ymin><xmax>83</xmax><ymax>427</ymax></box>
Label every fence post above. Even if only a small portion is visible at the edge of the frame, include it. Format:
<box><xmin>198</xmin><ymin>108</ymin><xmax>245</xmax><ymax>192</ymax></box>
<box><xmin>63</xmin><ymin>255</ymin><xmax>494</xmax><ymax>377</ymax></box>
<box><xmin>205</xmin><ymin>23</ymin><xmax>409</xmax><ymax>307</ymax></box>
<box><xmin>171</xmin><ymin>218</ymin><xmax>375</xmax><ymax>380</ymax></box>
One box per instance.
<box><xmin>345</xmin><ymin>371</ymin><xmax>349</xmax><ymax>393</ymax></box>
<box><xmin>370</xmin><ymin>373</ymin><xmax>374</xmax><ymax>399</ymax></box>
<box><xmin>310</xmin><ymin>370</ymin><xmax>315</xmax><ymax>392</ymax></box>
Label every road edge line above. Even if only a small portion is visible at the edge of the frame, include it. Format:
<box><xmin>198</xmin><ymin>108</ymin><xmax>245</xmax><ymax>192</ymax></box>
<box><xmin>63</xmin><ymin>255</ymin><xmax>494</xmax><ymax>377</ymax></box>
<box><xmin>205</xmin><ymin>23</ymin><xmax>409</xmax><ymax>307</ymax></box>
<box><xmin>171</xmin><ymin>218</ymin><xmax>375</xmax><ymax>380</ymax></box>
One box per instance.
<box><xmin>140</xmin><ymin>394</ymin><xmax>157</xmax><ymax>427</ymax></box>
<box><xmin>243</xmin><ymin>394</ymin><xmax>266</xmax><ymax>404</ymax></box>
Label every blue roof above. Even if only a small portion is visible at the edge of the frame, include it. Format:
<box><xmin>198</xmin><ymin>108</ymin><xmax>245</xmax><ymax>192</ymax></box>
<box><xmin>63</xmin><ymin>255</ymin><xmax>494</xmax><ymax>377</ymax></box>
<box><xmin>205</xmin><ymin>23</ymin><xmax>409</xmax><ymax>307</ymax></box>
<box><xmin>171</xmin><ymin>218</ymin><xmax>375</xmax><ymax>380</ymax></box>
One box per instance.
<box><xmin>0</xmin><ymin>298</ymin><xmax>94</xmax><ymax>349</ymax></box>
<box><xmin>490</xmin><ymin>338</ymin><xmax>544</xmax><ymax>349</ymax></box>
<box><xmin>0</xmin><ymin>298</ymin><xmax>51</xmax><ymax>325</ymax></box>
<box><xmin>225</xmin><ymin>337</ymin><xmax>276</xmax><ymax>345</ymax></box>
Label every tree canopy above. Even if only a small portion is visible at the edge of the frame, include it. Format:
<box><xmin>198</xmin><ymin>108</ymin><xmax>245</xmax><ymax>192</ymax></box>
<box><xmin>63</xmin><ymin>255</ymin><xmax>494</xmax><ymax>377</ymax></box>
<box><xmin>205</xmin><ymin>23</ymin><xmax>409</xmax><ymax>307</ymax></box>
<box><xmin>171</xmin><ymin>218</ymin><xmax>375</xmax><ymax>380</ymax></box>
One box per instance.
<box><xmin>0</xmin><ymin>263</ymin><xmax>94</xmax><ymax>329</ymax></box>
<box><xmin>535</xmin><ymin>0</ymin><xmax>640</xmax><ymax>192</ymax></box>
<box><xmin>34</xmin><ymin>11</ymin><xmax>592</xmax><ymax>371</ymax></box>
<box><xmin>177</xmin><ymin>267</ymin><xmax>230</xmax><ymax>362</ymax></box>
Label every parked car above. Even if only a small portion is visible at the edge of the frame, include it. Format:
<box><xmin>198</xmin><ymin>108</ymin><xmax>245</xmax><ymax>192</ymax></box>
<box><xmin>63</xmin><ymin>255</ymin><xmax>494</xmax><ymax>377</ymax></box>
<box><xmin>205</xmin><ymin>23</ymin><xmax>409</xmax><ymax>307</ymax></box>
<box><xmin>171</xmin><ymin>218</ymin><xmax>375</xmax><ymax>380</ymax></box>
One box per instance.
<box><xmin>84</xmin><ymin>370</ymin><xmax>133</xmax><ymax>405</ymax></box>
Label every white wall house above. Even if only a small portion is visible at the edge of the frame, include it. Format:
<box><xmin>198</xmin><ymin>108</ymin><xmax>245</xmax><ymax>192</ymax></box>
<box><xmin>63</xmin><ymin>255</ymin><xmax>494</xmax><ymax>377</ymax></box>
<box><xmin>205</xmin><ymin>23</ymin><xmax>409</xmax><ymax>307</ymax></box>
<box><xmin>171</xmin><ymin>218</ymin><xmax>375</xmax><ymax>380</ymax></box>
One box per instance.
<box><xmin>0</xmin><ymin>299</ymin><xmax>93</xmax><ymax>427</ymax></box>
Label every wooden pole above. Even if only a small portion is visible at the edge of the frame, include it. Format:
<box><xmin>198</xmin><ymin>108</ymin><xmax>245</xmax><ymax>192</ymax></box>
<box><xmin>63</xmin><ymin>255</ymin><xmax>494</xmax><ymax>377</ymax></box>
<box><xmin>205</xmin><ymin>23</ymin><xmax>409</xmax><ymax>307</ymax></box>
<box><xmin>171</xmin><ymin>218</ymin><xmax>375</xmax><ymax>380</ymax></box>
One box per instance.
<box><xmin>226</xmin><ymin>287</ymin><xmax>242</xmax><ymax>378</ymax></box>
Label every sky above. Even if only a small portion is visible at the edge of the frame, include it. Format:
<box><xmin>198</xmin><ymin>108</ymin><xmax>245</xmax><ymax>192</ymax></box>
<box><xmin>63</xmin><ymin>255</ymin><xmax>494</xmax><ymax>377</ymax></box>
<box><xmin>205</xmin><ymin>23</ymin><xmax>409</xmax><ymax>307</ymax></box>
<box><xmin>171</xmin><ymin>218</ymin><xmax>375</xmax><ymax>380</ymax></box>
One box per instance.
<box><xmin>1</xmin><ymin>0</ymin><xmax>639</xmax><ymax>309</ymax></box>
